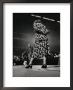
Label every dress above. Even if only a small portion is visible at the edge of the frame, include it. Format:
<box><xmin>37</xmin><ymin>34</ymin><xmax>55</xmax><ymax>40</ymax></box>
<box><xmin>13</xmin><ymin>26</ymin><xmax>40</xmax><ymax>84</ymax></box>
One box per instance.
<box><xmin>32</xmin><ymin>19</ymin><xmax>49</xmax><ymax>59</ymax></box>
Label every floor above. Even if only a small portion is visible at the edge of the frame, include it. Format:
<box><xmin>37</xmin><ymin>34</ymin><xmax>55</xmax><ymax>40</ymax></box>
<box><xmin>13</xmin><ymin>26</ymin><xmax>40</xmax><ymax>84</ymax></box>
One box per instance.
<box><xmin>13</xmin><ymin>65</ymin><xmax>60</xmax><ymax>77</ymax></box>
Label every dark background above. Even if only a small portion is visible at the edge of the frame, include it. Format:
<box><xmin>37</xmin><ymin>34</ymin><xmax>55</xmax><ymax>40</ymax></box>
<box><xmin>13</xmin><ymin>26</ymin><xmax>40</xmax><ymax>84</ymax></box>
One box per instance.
<box><xmin>13</xmin><ymin>13</ymin><xmax>60</xmax><ymax>55</ymax></box>
<box><xmin>0</xmin><ymin>0</ymin><xmax>72</xmax><ymax>89</ymax></box>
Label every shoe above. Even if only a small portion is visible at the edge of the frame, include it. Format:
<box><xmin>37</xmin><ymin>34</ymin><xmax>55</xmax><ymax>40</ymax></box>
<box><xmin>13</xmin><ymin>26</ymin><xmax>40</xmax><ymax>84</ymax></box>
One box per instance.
<box><xmin>29</xmin><ymin>65</ymin><xmax>32</xmax><ymax>68</ymax></box>
<box><xmin>41</xmin><ymin>64</ymin><xmax>47</xmax><ymax>68</ymax></box>
<box><xmin>25</xmin><ymin>65</ymin><xmax>32</xmax><ymax>68</ymax></box>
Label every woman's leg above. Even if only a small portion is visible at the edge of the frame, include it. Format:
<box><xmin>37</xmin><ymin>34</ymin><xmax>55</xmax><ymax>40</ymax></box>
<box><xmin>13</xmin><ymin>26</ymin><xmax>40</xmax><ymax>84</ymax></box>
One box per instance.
<box><xmin>42</xmin><ymin>56</ymin><xmax>47</xmax><ymax>68</ymax></box>
<box><xmin>29</xmin><ymin>57</ymin><xmax>34</xmax><ymax>65</ymax></box>
<box><xmin>43</xmin><ymin>56</ymin><xmax>46</xmax><ymax>65</ymax></box>
<box><xmin>25</xmin><ymin>57</ymin><xmax>34</xmax><ymax>68</ymax></box>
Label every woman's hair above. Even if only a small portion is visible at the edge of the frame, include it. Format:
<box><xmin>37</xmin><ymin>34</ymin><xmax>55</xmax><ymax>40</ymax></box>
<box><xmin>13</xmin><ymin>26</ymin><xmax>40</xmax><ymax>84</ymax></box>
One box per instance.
<box><xmin>33</xmin><ymin>19</ymin><xmax>48</xmax><ymax>35</ymax></box>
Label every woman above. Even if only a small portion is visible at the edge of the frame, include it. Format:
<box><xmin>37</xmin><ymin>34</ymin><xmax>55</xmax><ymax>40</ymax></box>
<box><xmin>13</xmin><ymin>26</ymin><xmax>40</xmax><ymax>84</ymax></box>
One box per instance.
<box><xmin>25</xmin><ymin>19</ymin><xmax>49</xmax><ymax>68</ymax></box>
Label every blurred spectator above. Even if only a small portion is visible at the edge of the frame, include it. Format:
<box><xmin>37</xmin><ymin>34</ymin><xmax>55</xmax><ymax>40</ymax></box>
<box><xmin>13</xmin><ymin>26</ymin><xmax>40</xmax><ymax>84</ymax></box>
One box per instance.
<box><xmin>54</xmin><ymin>53</ymin><xmax>60</xmax><ymax>65</ymax></box>
<box><xmin>13</xmin><ymin>55</ymin><xmax>20</xmax><ymax>66</ymax></box>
